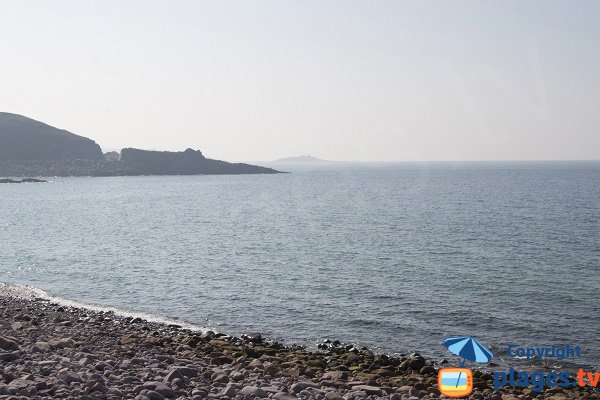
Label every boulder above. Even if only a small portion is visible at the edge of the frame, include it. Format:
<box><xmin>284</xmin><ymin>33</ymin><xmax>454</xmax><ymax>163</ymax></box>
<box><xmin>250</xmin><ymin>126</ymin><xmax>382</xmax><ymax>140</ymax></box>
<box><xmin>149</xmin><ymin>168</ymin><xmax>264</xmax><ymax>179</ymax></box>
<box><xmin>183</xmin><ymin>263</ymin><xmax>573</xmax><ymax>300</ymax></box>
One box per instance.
<box><xmin>143</xmin><ymin>382</ymin><xmax>174</xmax><ymax>398</ymax></box>
<box><xmin>58</xmin><ymin>370</ymin><xmax>83</xmax><ymax>384</ymax></box>
<box><xmin>0</xmin><ymin>336</ymin><xmax>19</xmax><ymax>351</ymax></box>
<box><xmin>353</xmin><ymin>385</ymin><xmax>383</xmax><ymax>396</ymax></box>
<box><xmin>239</xmin><ymin>386</ymin><xmax>268</xmax><ymax>398</ymax></box>
<box><xmin>272</xmin><ymin>393</ymin><xmax>298</xmax><ymax>400</ymax></box>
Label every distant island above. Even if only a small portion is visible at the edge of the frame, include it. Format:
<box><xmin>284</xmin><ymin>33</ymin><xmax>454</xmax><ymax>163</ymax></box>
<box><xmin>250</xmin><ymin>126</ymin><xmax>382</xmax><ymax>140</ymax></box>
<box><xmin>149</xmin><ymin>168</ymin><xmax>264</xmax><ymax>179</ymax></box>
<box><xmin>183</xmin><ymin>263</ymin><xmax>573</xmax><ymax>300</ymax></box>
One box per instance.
<box><xmin>0</xmin><ymin>112</ymin><xmax>281</xmax><ymax>177</ymax></box>
<box><xmin>274</xmin><ymin>154</ymin><xmax>330</xmax><ymax>163</ymax></box>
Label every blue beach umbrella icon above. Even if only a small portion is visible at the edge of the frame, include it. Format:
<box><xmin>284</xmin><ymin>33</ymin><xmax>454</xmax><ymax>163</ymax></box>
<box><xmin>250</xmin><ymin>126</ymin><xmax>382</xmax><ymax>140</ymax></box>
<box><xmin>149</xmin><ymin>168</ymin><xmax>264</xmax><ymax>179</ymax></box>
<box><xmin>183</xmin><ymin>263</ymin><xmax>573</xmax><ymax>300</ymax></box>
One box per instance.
<box><xmin>444</xmin><ymin>336</ymin><xmax>493</xmax><ymax>388</ymax></box>
<box><xmin>444</xmin><ymin>336</ymin><xmax>493</xmax><ymax>365</ymax></box>
<box><xmin>444</xmin><ymin>336</ymin><xmax>494</xmax><ymax>366</ymax></box>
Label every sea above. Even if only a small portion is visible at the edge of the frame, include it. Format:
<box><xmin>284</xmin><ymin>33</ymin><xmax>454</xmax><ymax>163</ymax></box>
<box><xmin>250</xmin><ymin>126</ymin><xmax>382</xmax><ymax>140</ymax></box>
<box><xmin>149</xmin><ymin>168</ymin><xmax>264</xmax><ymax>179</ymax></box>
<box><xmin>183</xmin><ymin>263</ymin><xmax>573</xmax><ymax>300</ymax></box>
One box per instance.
<box><xmin>1</xmin><ymin>161</ymin><xmax>599</xmax><ymax>370</ymax></box>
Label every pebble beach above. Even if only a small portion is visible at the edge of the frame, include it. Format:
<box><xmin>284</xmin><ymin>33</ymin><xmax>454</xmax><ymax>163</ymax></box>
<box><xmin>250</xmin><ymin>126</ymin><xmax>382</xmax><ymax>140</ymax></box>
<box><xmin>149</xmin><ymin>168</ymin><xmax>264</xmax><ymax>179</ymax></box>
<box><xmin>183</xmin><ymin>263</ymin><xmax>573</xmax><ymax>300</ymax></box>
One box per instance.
<box><xmin>0</xmin><ymin>293</ymin><xmax>598</xmax><ymax>400</ymax></box>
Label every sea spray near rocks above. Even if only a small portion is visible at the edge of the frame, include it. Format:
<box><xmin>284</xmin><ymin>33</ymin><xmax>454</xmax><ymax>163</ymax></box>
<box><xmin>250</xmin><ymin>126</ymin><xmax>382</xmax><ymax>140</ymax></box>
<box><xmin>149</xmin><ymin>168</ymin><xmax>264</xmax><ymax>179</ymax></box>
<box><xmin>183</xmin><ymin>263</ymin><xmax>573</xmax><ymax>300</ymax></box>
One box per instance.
<box><xmin>0</xmin><ymin>283</ymin><xmax>206</xmax><ymax>334</ymax></box>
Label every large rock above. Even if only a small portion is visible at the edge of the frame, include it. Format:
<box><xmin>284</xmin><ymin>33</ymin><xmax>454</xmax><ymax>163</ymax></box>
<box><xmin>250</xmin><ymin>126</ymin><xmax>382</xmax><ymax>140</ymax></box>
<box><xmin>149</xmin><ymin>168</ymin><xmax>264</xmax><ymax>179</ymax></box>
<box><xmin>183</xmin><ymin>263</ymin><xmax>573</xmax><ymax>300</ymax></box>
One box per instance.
<box><xmin>0</xmin><ymin>352</ymin><xmax>19</xmax><ymax>361</ymax></box>
<box><xmin>0</xmin><ymin>336</ymin><xmax>19</xmax><ymax>351</ymax></box>
<box><xmin>272</xmin><ymin>393</ymin><xmax>298</xmax><ymax>400</ymax></box>
<box><xmin>143</xmin><ymin>382</ymin><xmax>175</xmax><ymax>398</ymax></box>
<box><xmin>239</xmin><ymin>386</ymin><xmax>268</xmax><ymax>398</ymax></box>
<box><xmin>8</xmin><ymin>379</ymin><xmax>36</xmax><ymax>389</ymax></box>
<box><xmin>57</xmin><ymin>370</ymin><xmax>83</xmax><ymax>384</ymax></box>
<box><xmin>353</xmin><ymin>385</ymin><xmax>383</xmax><ymax>396</ymax></box>
<box><xmin>163</xmin><ymin>369</ymin><xmax>184</xmax><ymax>383</ymax></box>
<box><xmin>219</xmin><ymin>383</ymin><xmax>239</xmax><ymax>397</ymax></box>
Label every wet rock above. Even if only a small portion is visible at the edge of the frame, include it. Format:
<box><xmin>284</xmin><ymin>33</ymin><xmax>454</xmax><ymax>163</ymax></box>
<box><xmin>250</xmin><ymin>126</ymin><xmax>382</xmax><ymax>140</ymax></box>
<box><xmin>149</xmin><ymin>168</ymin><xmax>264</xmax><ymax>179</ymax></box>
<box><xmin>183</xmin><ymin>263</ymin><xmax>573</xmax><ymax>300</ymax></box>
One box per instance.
<box><xmin>241</xmin><ymin>332</ymin><xmax>263</xmax><ymax>343</ymax></box>
<box><xmin>407</xmin><ymin>356</ymin><xmax>426</xmax><ymax>370</ymax></box>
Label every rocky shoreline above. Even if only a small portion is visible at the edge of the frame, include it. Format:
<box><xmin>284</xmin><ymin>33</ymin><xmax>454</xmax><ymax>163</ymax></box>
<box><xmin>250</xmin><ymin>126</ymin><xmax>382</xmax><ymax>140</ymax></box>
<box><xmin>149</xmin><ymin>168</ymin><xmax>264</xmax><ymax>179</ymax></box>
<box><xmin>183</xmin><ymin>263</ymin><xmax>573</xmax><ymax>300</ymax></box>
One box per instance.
<box><xmin>0</xmin><ymin>178</ymin><xmax>47</xmax><ymax>184</ymax></box>
<box><xmin>0</xmin><ymin>294</ymin><xmax>596</xmax><ymax>400</ymax></box>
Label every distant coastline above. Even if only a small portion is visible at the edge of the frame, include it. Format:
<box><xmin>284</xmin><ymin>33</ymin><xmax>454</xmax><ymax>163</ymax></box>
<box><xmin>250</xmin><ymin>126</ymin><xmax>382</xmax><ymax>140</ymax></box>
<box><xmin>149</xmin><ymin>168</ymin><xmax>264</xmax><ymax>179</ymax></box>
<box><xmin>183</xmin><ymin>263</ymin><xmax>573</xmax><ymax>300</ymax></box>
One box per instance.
<box><xmin>0</xmin><ymin>112</ymin><xmax>282</xmax><ymax>177</ymax></box>
<box><xmin>0</xmin><ymin>178</ymin><xmax>47</xmax><ymax>184</ymax></box>
<box><xmin>274</xmin><ymin>155</ymin><xmax>331</xmax><ymax>163</ymax></box>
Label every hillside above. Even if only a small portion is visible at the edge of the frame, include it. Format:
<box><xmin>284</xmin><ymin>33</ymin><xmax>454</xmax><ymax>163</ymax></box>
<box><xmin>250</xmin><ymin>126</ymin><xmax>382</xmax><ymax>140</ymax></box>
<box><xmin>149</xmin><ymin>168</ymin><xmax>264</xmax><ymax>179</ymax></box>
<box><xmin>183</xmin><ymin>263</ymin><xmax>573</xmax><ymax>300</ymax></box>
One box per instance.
<box><xmin>0</xmin><ymin>113</ymin><xmax>104</xmax><ymax>161</ymax></box>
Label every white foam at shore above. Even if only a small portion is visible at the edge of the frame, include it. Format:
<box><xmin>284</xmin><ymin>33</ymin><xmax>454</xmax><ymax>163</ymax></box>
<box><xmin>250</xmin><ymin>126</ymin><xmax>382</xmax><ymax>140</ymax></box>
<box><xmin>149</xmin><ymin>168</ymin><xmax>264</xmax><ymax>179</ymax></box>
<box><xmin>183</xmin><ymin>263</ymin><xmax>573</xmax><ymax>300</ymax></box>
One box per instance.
<box><xmin>0</xmin><ymin>282</ymin><xmax>211</xmax><ymax>333</ymax></box>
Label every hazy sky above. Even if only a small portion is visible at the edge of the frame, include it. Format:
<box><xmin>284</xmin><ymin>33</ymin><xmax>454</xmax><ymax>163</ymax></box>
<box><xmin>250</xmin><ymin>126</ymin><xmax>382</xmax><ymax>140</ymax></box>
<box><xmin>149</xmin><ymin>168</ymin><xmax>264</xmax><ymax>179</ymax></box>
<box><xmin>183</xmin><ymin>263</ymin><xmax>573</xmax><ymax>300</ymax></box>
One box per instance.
<box><xmin>1</xmin><ymin>1</ymin><xmax>599</xmax><ymax>161</ymax></box>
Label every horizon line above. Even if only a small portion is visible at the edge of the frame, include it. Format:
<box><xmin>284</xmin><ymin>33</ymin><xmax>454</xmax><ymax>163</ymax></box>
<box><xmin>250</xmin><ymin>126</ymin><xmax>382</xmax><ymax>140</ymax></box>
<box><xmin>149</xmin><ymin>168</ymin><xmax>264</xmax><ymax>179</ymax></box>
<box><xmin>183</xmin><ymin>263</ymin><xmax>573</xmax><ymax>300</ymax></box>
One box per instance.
<box><xmin>240</xmin><ymin>158</ymin><xmax>600</xmax><ymax>164</ymax></box>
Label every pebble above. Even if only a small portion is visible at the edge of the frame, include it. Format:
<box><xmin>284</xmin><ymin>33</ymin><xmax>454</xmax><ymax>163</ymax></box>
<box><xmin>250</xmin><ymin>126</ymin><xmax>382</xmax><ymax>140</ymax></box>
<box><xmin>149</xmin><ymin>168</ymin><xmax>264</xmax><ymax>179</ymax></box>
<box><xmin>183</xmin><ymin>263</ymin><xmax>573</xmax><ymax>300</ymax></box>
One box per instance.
<box><xmin>0</xmin><ymin>294</ymin><xmax>596</xmax><ymax>400</ymax></box>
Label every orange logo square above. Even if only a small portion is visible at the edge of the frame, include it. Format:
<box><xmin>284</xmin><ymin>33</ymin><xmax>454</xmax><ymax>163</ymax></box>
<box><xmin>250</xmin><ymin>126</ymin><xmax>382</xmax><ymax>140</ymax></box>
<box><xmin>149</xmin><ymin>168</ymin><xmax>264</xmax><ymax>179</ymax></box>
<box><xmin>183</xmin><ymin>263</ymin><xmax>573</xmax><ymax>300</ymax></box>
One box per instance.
<box><xmin>438</xmin><ymin>368</ymin><xmax>473</xmax><ymax>398</ymax></box>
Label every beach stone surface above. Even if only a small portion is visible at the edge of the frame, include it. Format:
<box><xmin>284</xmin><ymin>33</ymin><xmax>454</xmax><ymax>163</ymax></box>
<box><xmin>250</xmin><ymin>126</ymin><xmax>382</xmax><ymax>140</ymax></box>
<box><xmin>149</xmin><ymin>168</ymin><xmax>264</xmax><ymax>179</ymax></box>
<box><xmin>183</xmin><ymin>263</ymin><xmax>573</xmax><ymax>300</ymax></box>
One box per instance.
<box><xmin>0</xmin><ymin>295</ymin><xmax>597</xmax><ymax>400</ymax></box>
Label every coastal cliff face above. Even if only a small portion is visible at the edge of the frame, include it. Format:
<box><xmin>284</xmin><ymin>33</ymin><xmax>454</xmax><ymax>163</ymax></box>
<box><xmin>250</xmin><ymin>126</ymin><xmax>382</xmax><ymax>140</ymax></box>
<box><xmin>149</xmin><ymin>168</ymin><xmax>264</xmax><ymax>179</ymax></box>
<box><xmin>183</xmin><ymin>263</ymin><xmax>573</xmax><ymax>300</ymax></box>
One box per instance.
<box><xmin>0</xmin><ymin>113</ymin><xmax>104</xmax><ymax>161</ymax></box>
<box><xmin>120</xmin><ymin>148</ymin><xmax>279</xmax><ymax>175</ymax></box>
<box><xmin>121</xmin><ymin>148</ymin><xmax>207</xmax><ymax>174</ymax></box>
<box><xmin>0</xmin><ymin>113</ymin><xmax>281</xmax><ymax>176</ymax></box>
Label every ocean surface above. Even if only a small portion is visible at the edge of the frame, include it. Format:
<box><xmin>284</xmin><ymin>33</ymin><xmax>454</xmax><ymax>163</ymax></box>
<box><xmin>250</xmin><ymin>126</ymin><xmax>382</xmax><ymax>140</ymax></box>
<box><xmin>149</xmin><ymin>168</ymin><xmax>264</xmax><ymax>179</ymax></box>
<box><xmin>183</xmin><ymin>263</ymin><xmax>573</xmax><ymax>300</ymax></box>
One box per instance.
<box><xmin>1</xmin><ymin>161</ymin><xmax>599</xmax><ymax>369</ymax></box>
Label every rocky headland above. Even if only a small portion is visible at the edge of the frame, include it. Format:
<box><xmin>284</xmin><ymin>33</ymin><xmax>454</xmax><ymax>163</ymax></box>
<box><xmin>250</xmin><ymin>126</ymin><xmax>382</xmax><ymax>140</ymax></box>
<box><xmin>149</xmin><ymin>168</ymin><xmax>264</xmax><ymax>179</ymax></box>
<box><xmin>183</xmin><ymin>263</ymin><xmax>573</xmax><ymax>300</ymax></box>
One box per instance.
<box><xmin>0</xmin><ymin>113</ymin><xmax>103</xmax><ymax>162</ymax></box>
<box><xmin>0</xmin><ymin>178</ymin><xmax>47</xmax><ymax>184</ymax></box>
<box><xmin>0</xmin><ymin>294</ymin><xmax>596</xmax><ymax>400</ymax></box>
<box><xmin>0</xmin><ymin>113</ymin><xmax>281</xmax><ymax>177</ymax></box>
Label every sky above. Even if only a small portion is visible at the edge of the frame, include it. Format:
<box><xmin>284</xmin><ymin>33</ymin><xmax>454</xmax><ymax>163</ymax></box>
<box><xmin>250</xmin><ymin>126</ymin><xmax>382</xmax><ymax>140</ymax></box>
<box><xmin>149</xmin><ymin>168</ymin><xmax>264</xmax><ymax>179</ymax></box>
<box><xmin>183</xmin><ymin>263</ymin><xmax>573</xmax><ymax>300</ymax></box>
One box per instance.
<box><xmin>0</xmin><ymin>0</ymin><xmax>599</xmax><ymax>162</ymax></box>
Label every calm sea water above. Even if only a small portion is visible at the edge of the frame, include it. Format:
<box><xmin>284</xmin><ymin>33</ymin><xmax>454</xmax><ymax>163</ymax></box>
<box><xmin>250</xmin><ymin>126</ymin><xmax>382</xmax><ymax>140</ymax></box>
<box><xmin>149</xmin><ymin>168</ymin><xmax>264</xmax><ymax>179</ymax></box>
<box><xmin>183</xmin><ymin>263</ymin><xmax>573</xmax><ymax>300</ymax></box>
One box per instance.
<box><xmin>1</xmin><ymin>161</ymin><xmax>599</xmax><ymax>369</ymax></box>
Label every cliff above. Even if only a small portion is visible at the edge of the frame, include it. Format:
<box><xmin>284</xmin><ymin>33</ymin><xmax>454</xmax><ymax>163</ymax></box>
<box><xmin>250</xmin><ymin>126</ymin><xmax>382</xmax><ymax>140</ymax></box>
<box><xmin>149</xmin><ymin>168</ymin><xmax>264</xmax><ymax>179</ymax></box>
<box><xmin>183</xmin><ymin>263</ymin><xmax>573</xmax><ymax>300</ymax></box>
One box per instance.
<box><xmin>0</xmin><ymin>113</ymin><xmax>281</xmax><ymax>176</ymax></box>
<box><xmin>120</xmin><ymin>148</ymin><xmax>279</xmax><ymax>175</ymax></box>
<box><xmin>0</xmin><ymin>113</ymin><xmax>104</xmax><ymax>161</ymax></box>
